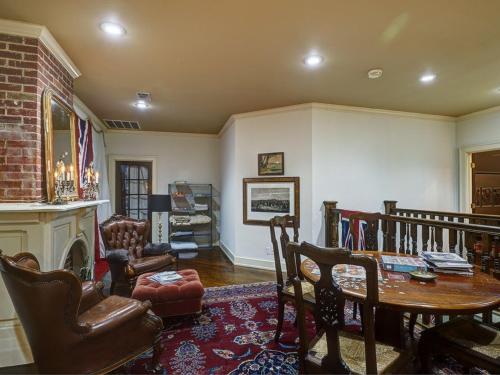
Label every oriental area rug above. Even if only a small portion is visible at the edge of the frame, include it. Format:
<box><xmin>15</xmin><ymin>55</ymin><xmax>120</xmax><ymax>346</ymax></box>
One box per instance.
<box><xmin>127</xmin><ymin>281</ymin><xmax>488</xmax><ymax>375</ymax></box>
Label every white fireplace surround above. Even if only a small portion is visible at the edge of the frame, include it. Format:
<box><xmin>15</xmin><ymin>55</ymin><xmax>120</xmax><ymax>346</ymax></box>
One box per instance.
<box><xmin>0</xmin><ymin>200</ymin><xmax>107</xmax><ymax>367</ymax></box>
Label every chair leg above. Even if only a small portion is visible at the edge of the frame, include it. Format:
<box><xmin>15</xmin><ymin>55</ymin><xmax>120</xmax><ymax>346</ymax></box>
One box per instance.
<box><xmin>409</xmin><ymin>313</ymin><xmax>418</xmax><ymax>339</ymax></box>
<box><xmin>275</xmin><ymin>298</ymin><xmax>285</xmax><ymax>343</ymax></box>
<box><xmin>148</xmin><ymin>333</ymin><xmax>164</xmax><ymax>374</ymax></box>
<box><xmin>353</xmin><ymin>302</ymin><xmax>358</xmax><ymax>320</ymax></box>
<box><xmin>418</xmin><ymin>334</ymin><xmax>433</xmax><ymax>374</ymax></box>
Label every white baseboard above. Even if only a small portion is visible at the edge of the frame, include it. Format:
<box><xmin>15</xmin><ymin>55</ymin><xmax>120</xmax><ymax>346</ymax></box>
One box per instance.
<box><xmin>218</xmin><ymin>241</ymin><xmax>286</xmax><ymax>272</ymax></box>
<box><xmin>234</xmin><ymin>256</ymin><xmax>277</xmax><ymax>271</ymax></box>
<box><xmin>219</xmin><ymin>241</ymin><xmax>235</xmax><ymax>263</ymax></box>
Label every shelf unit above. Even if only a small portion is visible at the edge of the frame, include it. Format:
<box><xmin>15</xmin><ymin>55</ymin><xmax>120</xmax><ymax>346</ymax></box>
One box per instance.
<box><xmin>168</xmin><ymin>183</ymin><xmax>219</xmax><ymax>251</ymax></box>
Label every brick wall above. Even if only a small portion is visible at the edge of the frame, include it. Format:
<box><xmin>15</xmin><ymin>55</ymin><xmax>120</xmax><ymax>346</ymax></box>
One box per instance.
<box><xmin>0</xmin><ymin>33</ymin><xmax>74</xmax><ymax>202</ymax></box>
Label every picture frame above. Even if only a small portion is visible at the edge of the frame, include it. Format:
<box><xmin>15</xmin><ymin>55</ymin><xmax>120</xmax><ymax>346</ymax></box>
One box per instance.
<box><xmin>243</xmin><ymin>177</ymin><xmax>300</xmax><ymax>226</ymax></box>
<box><xmin>258</xmin><ymin>152</ymin><xmax>284</xmax><ymax>176</ymax></box>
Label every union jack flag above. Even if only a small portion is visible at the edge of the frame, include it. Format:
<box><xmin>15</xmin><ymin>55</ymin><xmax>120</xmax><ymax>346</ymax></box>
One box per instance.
<box><xmin>339</xmin><ymin>209</ymin><xmax>367</xmax><ymax>250</ymax></box>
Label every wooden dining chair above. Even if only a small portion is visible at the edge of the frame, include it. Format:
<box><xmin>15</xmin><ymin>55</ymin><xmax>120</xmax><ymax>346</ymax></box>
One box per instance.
<box><xmin>348</xmin><ymin>212</ymin><xmax>382</xmax><ymax>251</ymax></box>
<box><xmin>287</xmin><ymin>242</ymin><xmax>410</xmax><ymax>374</ymax></box>
<box><xmin>348</xmin><ymin>212</ymin><xmax>382</xmax><ymax>322</ymax></box>
<box><xmin>419</xmin><ymin>317</ymin><xmax>500</xmax><ymax>373</ymax></box>
<box><xmin>269</xmin><ymin>215</ymin><xmax>317</xmax><ymax>342</ymax></box>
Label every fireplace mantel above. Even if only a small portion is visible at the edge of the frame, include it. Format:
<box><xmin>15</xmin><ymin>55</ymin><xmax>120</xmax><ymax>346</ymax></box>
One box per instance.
<box><xmin>0</xmin><ymin>199</ymin><xmax>108</xmax><ymax>367</ymax></box>
<box><xmin>0</xmin><ymin>200</ymin><xmax>108</xmax><ymax>213</ymax></box>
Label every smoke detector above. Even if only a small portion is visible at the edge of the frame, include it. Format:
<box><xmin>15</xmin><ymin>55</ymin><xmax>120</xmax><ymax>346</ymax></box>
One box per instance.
<box><xmin>367</xmin><ymin>68</ymin><xmax>383</xmax><ymax>79</ymax></box>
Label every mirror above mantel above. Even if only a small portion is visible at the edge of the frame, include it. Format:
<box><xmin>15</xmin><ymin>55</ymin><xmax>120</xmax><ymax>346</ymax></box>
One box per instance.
<box><xmin>43</xmin><ymin>89</ymin><xmax>80</xmax><ymax>203</ymax></box>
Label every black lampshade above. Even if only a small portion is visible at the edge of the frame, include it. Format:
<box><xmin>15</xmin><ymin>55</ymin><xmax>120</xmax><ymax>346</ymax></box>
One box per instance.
<box><xmin>148</xmin><ymin>194</ymin><xmax>172</xmax><ymax>213</ymax></box>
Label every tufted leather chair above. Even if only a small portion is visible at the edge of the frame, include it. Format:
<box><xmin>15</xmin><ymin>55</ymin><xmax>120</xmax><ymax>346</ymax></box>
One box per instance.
<box><xmin>0</xmin><ymin>251</ymin><xmax>164</xmax><ymax>374</ymax></box>
<box><xmin>100</xmin><ymin>214</ymin><xmax>175</xmax><ymax>294</ymax></box>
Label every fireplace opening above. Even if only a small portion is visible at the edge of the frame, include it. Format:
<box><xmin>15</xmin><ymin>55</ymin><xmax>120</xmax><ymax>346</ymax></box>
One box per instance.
<box><xmin>63</xmin><ymin>239</ymin><xmax>90</xmax><ymax>280</ymax></box>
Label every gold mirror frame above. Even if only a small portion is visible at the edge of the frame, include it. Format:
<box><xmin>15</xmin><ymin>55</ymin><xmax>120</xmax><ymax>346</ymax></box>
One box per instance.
<box><xmin>43</xmin><ymin>89</ymin><xmax>79</xmax><ymax>203</ymax></box>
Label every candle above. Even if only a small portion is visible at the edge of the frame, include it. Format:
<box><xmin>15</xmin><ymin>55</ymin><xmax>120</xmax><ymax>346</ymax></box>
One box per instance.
<box><xmin>95</xmin><ymin>171</ymin><xmax>99</xmax><ymax>184</ymax></box>
<box><xmin>66</xmin><ymin>172</ymin><xmax>70</xmax><ymax>181</ymax></box>
<box><xmin>69</xmin><ymin>164</ymin><xmax>74</xmax><ymax>180</ymax></box>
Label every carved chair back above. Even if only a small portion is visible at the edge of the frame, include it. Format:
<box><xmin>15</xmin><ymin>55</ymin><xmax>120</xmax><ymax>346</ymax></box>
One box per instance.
<box><xmin>348</xmin><ymin>212</ymin><xmax>382</xmax><ymax>251</ymax></box>
<box><xmin>0</xmin><ymin>251</ymin><xmax>90</xmax><ymax>371</ymax></box>
<box><xmin>269</xmin><ymin>215</ymin><xmax>299</xmax><ymax>288</ymax></box>
<box><xmin>100</xmin><ymin>214</ymin><xmax>151</xmax><ymax>259</ymax></box>
<box><xmin>286</xmin><ymin>242</ymin><xmax>379</xmax><ymax>374</ymax></box>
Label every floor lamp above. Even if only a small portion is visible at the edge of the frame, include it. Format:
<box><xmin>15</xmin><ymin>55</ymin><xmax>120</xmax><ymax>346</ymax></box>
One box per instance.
<box><xmin>148</xmin><ymin>194</ymin><xmax>172</xmax><ymax>243</ymax></box>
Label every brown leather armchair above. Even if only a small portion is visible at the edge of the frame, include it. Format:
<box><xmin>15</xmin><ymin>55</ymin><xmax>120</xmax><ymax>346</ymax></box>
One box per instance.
<box><xmin>100</xmin><ymin>214</ymin><xmax>175</xmax><ymax>294</ymax></box>
<box><xmin>0</xmin><ymin>251</ymin><xmax>164</xmax><ymax>374</ymax></box>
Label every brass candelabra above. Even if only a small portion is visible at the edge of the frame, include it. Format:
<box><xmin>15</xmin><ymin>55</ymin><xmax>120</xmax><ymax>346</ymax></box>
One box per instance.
<box><xmin>83</xmin><ymin>162</ymin><xmax>99</xmax><ymax>201</ymax></box>
<box><xmin>53</xmin><ymin>153</ymin><xmax>75</xmax><ymax>205</ymax></box>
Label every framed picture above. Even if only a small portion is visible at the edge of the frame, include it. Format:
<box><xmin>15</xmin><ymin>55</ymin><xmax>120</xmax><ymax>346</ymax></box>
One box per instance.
<box><xmin>243</xmin><ymin>177</ymin><xmax>300</xmax><ymax>226</ymax></box>
<box><xmin>258</xmin><ymin>152</ymin><xmax>284</xmax><ymax>176</ymax></box>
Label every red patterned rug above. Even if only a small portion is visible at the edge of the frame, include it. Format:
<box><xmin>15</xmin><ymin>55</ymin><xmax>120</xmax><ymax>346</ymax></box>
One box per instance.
<box><xmin>126</xmin><ymin>281</ymin><xmax>487</xmax><ymax>375</ymax></box>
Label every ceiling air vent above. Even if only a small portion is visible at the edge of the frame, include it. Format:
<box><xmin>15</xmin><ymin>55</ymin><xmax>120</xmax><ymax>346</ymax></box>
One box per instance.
<box><xmin>103</xmin><ymin>119</ymin><xmax>141</xmax><ymax>130</ymax></box>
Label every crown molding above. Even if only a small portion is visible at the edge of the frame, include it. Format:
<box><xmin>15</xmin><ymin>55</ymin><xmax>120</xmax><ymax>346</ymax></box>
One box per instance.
<box><xmin>457</xmin><ymin>105</ymin><xmax>500</xmax><ymax>122</ymax></box>
<box><xmin>0</xmin><ymin>19</ymin><xmax>81</xmax><ymax>79</ymax></box>
<box><xmin>310</xmin><ymin>102</ymin><xmax>456</xmax><ymax>122</ymax></box>
<box><xmin>217</xmin><ymin>102</ymin><xmax>455</xmax><ymax>136</ymax></box>
<box><xmin>73</xmin><ymin>95</ymin><xmax>106</xmax><ymax>132</ymax></box>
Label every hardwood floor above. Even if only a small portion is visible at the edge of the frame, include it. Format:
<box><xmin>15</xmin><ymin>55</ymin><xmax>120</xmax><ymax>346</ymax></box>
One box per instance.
<box><xmin>177</xmin><ymin>247</ymin><xmax>275</xmax><ymax>287</ymax></box>
<box><xmin>0</xmin><ymin>247</ymin><xmax>275</xmax><ymax>374</ymax></box>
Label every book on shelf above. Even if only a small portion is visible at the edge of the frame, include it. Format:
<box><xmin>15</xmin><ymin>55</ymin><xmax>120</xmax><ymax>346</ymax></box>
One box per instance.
<box><xmin>381</xmin><ymin>255</ymin><xmax>427</xmax><ymax>273</ymax></box>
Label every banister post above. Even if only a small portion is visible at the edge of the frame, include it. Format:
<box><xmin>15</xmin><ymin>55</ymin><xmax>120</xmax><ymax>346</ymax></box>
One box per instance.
<box><xmin>323</xmin><ymin>201</ymin><xmax>338</xmax><ymax>247</ymax></box>
<box><xmin>384</xmin><ymin>200</ymin><xmax>398</xmax><ymax>215</ymax></box>
<box><xmin>383</xmin><ymin>201</ymin><xmax>397</xmax><ymax>251</ymax></box>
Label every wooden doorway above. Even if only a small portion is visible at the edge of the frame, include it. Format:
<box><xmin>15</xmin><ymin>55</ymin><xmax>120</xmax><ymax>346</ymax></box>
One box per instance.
<box><xmin>115</xmin><ymin>161</ymin><xmax>153</xmax><ymax>231</ymax></box>
<box><xmin>471</xmin><ymin>149</ymin><xmax>500</xmax><ymax>214</ymax></box>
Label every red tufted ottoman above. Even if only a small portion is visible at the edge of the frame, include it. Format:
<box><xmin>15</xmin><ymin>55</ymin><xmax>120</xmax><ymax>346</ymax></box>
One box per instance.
<box><xmin>131</xmin><ymin>269</ymin><xmax>204</xmax><ymax>317</ymax></box>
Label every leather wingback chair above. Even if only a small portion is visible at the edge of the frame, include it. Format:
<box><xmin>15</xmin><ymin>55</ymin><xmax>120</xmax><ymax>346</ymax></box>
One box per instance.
<box><xmin>100</xmin><ymin>214</ymin><xmax>174</xmax><ymax>294</ymax></box>
<box><xmin>0</xmin><ymin>251</ymin><xmax>164</xmax><ymax>374</ymax></box>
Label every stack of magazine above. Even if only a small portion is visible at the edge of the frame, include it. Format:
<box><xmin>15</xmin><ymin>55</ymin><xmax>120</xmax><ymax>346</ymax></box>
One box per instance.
<box><xmin>149</xmin><ymin>271</ymin><xmax>182</xmax><ymax>284</ymax></box>
<box><xmin>422</xmin><ymin>252</ymin><xmax>473</xmax><ymax>276</ymax></box>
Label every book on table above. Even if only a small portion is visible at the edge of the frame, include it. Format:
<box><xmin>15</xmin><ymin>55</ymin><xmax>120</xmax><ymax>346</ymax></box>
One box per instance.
<box><xmin>422</xmin><ymin>252</ymin><xmax>473</xmax><ymax>275</ymax></box>
<box><xmin>381</xmin><ymin>255</ymin><xmax>427</xmax><ymax>273</ymax></box>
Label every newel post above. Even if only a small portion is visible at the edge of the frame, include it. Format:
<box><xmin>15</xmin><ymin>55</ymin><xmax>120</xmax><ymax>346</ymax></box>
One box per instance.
<box><xmin>323</xmin><ymin>201</ymin><xmax>338</xmax><ymax>247</ymax></box>
<box><xmin>383</xmin><ymin>201</ymin><xmax>397</xmax><ymax>251</ymax></box>
<box><xmin>383</xmin><ymin>200</ymin><xmax>398</xmax><ymax>215</ymax></box>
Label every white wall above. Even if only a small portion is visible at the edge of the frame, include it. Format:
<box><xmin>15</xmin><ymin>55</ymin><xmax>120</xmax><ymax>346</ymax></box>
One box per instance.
<box><xmin>106</xmin><ymin>130</ymin><xmax>220</xmax><ymax>241</ymax></box>
<box><xmin>312</xmin><ymin>106</ymin><xmax>458</xmax><ymax>244</ymax></box>
<box><xmin>219</xmin><ymin>122</ymin><xmax>237</xmax><ymax>257</ymax></box>
<box><xmin>219</xmin><ymin>103</ymin><xmax>458</xmax><ymax>269</ymax></box>
<box><xmin>456</xmin><ymin>106</ymin><xmax>500</xmax><ymax>210</ymax></box>
<box><xmin>456</xmin><ymin>106</ymin><xmax>500</xmax><ymax>148</ymax></box>
<box><xmin>230</xmin><ymin>107</ymin><xmax>313</xmax><ymax>269</ymax></box>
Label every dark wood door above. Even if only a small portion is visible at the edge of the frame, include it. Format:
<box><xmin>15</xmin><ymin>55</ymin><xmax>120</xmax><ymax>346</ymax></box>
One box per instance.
<box><xmin>115</xmin><ymin>161</ymin><xmax>153</xmax><ymax>227</ymax></box>
<box><xmin>472</xmin><ymin>150</ymin><xmax>500</xmax><ymax>214</ymax></box>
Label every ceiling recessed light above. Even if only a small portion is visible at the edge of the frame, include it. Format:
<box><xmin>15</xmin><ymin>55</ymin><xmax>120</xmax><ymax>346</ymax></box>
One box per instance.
<box><xmin>304</xmin><ymin>54</ymin><xmax>324</xmax><ymax>67</ymax></box>
<box><xmin>420</xmin><ymin>73</ymin><xmax>436</xmax><ymax>83</ymax></box>
<box><xmin>99</xmin><ymin>22</ymin><xmax>126</xmax><ymax>36</ymax></box>
<box><xmin>368</xmin><ymin>68</ymin><xmax>383</xmax><ymax>79</ymax></box>
<box><xmin>134</xmin><ymin>100</ymin><xmax>150</xmax><ymax>109</ymax></box>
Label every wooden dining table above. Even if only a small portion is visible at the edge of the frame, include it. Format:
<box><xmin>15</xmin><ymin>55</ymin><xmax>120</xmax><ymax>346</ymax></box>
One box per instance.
<box><xmin>300</xmin><ymin>251</ymin><xmax>500</xmax><ymax>347</ymax></box>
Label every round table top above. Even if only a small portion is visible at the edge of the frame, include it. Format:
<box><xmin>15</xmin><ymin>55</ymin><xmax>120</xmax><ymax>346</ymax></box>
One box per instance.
<box><xmin>300</xmin><ymin>251</ymin><xmax>500</xmax><ymax>314</ymax></box>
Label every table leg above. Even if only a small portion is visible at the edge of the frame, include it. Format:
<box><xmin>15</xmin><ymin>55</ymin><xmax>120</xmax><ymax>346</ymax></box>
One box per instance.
<box><xmin>375</xmin><ymin>307</ymin><xmax>406</xmax><ymax>348</ymax></box>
